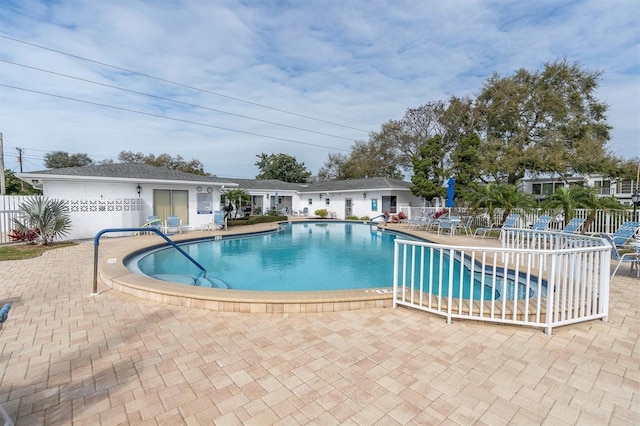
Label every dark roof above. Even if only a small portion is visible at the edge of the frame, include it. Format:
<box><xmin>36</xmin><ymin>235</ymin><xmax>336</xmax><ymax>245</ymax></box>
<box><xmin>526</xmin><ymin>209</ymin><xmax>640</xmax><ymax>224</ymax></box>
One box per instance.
<box><xmin>23</xmin><ymin>163</ymin><xmax>227</xmax><ymax>183</ymax></box>
<box><xmin>21</xmin><ymin>164</ymin><xmax>413</xmax><ymax>192</ymax></box>
<box><xmin>216</xmin><ymin>178</ymin><xmax>307</xmax><ymax>191</ymax></box>
<box><xmin>302</xmin><ymin>177</ymin><xmax>412</xmax><ymax>192</ymax></box>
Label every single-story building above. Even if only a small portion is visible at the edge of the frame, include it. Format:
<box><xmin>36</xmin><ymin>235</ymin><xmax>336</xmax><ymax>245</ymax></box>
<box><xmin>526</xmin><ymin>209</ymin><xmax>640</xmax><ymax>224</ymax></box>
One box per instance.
<box><xmin>17</xmin><ymin>163</ymin><xmax>425</xmax><ymax>240</ymax></box>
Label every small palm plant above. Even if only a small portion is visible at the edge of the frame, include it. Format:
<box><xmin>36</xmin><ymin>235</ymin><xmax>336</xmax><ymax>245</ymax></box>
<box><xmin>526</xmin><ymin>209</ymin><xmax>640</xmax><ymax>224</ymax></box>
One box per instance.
<box><xmin>223</xmin><ymin>188</ymin><xmax>251</xmax><ymax>219</ymax></box>
<box><xmin>12</xmin><ymin>196</ymin><xmax>72</xmax><ymax>245</ymax></box>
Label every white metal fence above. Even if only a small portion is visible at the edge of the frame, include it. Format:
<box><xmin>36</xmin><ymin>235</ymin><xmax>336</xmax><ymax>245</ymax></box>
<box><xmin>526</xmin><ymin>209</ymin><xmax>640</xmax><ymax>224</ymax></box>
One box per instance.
<box><xmin>0</xmin><ymin>196</ymin><xmax>31</xmax><ymax>244</ymax></box>
<box><xmin>402</xmin><ymin>206</ymin><xmax>639</xmax><ymax>234</ymax></box>
<box><xmin>393</xmin><ymin>230</ymin><xmax>611</xmax><ymax>334</ymax></box>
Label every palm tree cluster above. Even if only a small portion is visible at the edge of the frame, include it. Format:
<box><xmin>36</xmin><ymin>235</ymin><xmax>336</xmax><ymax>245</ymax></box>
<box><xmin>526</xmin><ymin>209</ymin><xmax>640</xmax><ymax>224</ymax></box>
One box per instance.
<box><xmin>466</xmin><ymin>183</ymin><xmax>624</xmax><ymax>229</ymax></box>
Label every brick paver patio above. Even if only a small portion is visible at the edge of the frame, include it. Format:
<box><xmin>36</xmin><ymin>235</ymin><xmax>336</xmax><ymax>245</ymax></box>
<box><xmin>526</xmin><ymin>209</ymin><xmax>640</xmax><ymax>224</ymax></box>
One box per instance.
<box><xmin>0</xmin><ymin>231</ymin><xmax>638</xmax><ymax>425</ymax></box>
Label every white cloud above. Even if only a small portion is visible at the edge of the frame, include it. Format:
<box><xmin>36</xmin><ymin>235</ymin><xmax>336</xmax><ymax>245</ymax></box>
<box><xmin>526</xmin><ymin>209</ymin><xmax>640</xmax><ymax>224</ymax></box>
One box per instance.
<box><xmin>0</xmin><ymin>0</ymin><xmax>637</xmax><ymax>178</ymax></box>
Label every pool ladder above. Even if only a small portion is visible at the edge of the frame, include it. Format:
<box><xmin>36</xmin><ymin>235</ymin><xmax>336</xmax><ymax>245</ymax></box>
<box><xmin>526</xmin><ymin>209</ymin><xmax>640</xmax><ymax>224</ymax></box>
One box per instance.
<box><xmin>92</xmin><ymin>228</ymin><xmax>207</xmax><ymax>295</ymax></box>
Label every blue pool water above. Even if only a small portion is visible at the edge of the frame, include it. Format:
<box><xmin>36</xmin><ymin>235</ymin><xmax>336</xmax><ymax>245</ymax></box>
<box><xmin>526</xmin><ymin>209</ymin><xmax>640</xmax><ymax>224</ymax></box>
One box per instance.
<box><xmin>128</xmin><ymin>221</ymin><xmax>542</xmax><ymax>299</ymax></box>
<box><xmin>131</xmin><ymin>222</ymin><xmax>404</xmax><ymax>291</ymax></box>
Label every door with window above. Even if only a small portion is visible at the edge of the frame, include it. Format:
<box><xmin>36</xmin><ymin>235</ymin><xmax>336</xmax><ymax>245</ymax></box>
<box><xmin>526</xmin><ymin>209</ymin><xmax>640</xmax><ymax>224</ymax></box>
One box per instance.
<box><xmin>381</xmin><ymin>196</ymin><xmax>397</xmax><ymax>213</ymax></box>
<box><xmin>153</xmin><ymin>189</ymin><xmax>189</xmax><ymax>224</ymax></box>
<box><xmin>345</xmin><ymin>198</ymin><xmax>352</xmax><ymax>217</ymax></box>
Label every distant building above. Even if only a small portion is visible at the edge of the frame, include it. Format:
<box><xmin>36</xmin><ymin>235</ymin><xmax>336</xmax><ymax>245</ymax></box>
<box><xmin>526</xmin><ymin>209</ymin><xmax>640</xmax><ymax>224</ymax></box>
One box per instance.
<box><xmin>519</xmin><ymin>174</ymin><xmax>638</xmax><ymax>206</ymax></box>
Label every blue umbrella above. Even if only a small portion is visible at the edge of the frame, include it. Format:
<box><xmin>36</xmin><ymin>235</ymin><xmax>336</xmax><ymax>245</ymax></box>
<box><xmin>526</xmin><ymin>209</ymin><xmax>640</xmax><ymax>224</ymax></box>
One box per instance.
<box><xmin>446</xmin><ymin>177</ymin><xmax>455</xmax><ymax>208</ymax></box>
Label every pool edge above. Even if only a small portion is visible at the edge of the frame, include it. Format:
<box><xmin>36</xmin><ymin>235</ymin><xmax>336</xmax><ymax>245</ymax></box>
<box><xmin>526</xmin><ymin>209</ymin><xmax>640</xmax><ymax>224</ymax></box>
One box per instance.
<box><xmin>97</xmin><ymin>221</ymin><xmax>396</xmax><ymax>312</ymax></box>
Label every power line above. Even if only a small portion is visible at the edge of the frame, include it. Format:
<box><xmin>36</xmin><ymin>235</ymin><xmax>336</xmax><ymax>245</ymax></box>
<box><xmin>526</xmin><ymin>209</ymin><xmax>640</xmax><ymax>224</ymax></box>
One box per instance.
<box><xmin>0</xmin><ymin>83</ymin><xmax>351</xmax><ymax>152</ymax></box>
<box><xmin>0</xmin><ymin>59</ymin><xmax>356</xmax><ymax>142</ymax></box>
<box><xmin>0</xmin><ymin>34</ymin><xmax>370</xmax><ymax>133</ymax></box>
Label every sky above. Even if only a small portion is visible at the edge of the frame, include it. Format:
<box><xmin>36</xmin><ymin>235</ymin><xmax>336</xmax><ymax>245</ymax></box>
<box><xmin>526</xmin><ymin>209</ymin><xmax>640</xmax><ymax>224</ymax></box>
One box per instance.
<box><xmin>0</xmin><ymin>0</ymin><xmax>638</xmax><ymax>179</ymax></box>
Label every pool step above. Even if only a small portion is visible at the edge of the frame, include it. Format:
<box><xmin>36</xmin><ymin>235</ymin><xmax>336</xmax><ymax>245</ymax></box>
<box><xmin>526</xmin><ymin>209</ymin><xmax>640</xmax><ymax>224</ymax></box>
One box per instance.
<box><xmin>151</xmin><ymin>274</ymin><xmax>230</xmax><ymax>289</ymax></box>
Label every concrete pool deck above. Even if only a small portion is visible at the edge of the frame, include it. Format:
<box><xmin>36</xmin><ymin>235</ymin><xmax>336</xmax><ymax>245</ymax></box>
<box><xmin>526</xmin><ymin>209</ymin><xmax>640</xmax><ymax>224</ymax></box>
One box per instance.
<box><xmin>0</xmin><ymin>223</ymin><xmax>638</xmax><ymax>424</ymax></box>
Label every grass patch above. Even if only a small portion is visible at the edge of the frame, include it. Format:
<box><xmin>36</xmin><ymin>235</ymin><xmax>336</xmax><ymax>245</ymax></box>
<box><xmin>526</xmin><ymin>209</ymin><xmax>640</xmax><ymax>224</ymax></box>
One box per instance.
<box><xmin>0</xmin><ymin>242</ymin><xmax>77</xmax><ymax>261</ymax></box>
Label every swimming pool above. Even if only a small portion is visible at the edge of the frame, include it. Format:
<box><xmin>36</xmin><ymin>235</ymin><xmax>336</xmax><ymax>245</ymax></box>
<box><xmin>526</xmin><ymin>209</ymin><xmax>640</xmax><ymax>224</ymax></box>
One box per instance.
<box><xmin>127</xmin><ymin>221</ymin><xmax>542</xmax><ymax>300</ymax></box>
<box><xmin>129</xmin><ymin>222</ymin><xmax>410</xmax><ymax>291</ymax></box>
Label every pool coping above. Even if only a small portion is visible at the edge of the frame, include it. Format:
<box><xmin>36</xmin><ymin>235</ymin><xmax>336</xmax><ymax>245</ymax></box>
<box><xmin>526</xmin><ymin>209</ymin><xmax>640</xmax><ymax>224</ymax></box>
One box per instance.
<box><xmin>97</xmin><ymin>220</ymin><xmax>399</xmax><ymax>312</ymax></box>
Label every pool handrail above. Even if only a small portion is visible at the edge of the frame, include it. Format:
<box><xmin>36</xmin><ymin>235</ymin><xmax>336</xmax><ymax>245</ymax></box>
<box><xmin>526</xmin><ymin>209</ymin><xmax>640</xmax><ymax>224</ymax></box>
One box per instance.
<box><xmin>92</xmin><ymin>228</ymin><xmax>207</xmax><ymax>295</ymax></box>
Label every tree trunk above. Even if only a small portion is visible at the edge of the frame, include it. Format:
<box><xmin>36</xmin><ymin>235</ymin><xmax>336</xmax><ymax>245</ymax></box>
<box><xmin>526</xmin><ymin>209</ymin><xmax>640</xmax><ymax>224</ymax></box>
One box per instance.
<box><xmin>581</xmin><ymin>211</ymin><xmax>596</xmax><ymax>234</ymax></box>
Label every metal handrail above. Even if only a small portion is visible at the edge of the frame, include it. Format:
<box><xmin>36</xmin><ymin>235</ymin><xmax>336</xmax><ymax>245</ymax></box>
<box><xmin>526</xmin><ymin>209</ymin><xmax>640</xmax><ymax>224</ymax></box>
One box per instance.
<box><xmin>92</xmin><ymin>228</ymin><xmax>207</xmax><ymax>295</ymax></box>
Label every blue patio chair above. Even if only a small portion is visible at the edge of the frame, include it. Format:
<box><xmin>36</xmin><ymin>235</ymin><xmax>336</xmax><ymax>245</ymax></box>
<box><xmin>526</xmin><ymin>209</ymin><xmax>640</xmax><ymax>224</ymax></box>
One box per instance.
<box><xmin>405</xmin><ymin>211</ymin><xmax>429</xmax><ymax>230</ymax></box>
<box><xmin>437</xmin><ymin>216</ymin><xmax>460</xmax><ymax>236</ymax></box>
<box><xmin>592</xmin><ymin>221</ymin><xmax>640</xmax><ymax>247</ymax></box>
<box><xmin>530</xmin><ymin>215</ymin><xmax>552</xmax><ymax>231</ymax></box>
<box><xmin>474</xmin><ymin>214</ymin><xmax>520</xmax><ymax>239</ymax></box>
<box><xmin>163</xmin><ymin>215</ymin><xmax>183</xmax><ymax>234</ymax></box>
<box><xmin>459</xmin><ymin>217</ymin><xmax>474</xmax><ymax>236</ymax></box>
<box><xmin>604</xmin><ymin>234</ymin><xmax>640</xmax><ymax>278</ymax></box>
<box><xmin>214</xmin><ymin>210</ymin><xmax>226</xmax><ymax>231</ymax></box>
<box><xmin>560</xmin><ymin>217</ymin><xmax>585</xmax><ymax>234</ymax></box>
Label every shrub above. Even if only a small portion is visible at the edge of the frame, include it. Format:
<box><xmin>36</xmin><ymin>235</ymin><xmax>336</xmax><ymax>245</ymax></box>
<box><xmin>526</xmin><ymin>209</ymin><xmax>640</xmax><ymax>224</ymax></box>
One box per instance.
<box><xmin>228</xmin><ymin>215</ymin><xmax>286</xmax><ymax>226</ymax></box>
<box><xmin>12</xmin><ymin>196</ymin><xmax>72</xmax><ymax>245</ymax></box>
<box><xmin>314</xmin><ymin>209</ymin><xmax>328</xmax><ymax>218</ymax></box>
<box><xmin>8</xmin><ymin>228</ymin><xmax>40</xmax><ymax>243</ymax></box>
<box><xmin>345</xmin><ymin>216</ymin><xmax>359</xmax><ymax>221</ymax></box>
<box><xmin>360</xmin><ymin>216</ymin><xmax>371</xmax><ymax>221</ymax></box>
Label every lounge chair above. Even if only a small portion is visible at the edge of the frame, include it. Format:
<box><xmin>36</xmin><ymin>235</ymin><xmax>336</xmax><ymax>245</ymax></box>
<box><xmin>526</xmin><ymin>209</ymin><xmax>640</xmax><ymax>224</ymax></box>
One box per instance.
<box><xmin>594</xmin><ymin>221</ymin><xmax>640</xmax><ymax>247</ymax></box>
<box><xmin>136</xmin><ymin>215</ymin><xmax>161</xmax><ymax>235</ymax></box>
<box><xmin>560</xmin><ymin>217</ymin><xmax>585</xmax><ymax>234</ymax></box>
<box><xmin>474</xmin><ymin>214</ymin><xmax>520</xmax><ymax>239</ymax></box>
<box><xmin>163</xmin><ymin>215</ymin><xmax>183</xmax><ymax>234</ymax></box>
<box><xmin>604</xmin><ymin>234</ymin><xmax>640</xmax><ymax>278</ymax></box>
<box><xmin>530</xmin><ymin>215</ymin><xmax>552</xmax><ymax>231</ymax></box>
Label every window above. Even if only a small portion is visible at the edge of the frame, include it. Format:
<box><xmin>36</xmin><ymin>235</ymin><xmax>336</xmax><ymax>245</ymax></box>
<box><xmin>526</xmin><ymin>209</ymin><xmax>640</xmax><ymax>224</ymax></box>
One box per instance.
<box><xmin>594</xmin><ymin>180</ymin><xmax>611</xmax><ymax>195</ymax></box>
<box><xmin>532</xmin><ymin>184</ymin><xmax>542</xmax><ymax>195</ymax></box>
<box><xmin>153</xmin><ymin>189</ymin><xmax>189</xmax><ymax>224</ymax></box>
<box><xmin>308</xmin><ymin>198</ymin><xmax>313</xmax><ymax>205</ymax></box>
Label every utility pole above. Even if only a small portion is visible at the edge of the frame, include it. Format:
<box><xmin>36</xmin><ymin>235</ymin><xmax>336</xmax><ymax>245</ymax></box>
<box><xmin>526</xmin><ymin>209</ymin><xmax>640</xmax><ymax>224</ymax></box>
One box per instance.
<box><xmin>0</xmin><ymin>133</ymin><xmax>5</xmax><ymax>195</ymax></box>
<box><xmin>16</xmin><ymin>147</ymin><xmax>24</xmax><ymax>191</ymax></box>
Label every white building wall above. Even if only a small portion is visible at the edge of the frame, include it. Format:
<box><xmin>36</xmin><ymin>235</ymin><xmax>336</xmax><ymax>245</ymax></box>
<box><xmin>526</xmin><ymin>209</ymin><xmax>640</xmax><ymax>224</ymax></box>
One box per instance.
<box><xmin>37</xmin><ymin>178</ymin><xmax>422</xmax><ymax>238</ymax></box>
<box><xmin>42</xmin><ymin>181</ymin><xmax>225</xmax><ymax>239</ymax></box>
<box><xmin>297</xmin><ymin>190</ymin><xmax>422</xmax><ymax>220</ymax></box>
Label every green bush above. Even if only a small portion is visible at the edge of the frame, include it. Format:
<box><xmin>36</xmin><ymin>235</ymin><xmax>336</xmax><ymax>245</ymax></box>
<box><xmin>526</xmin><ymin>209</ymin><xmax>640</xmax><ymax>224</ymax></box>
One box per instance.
<box><xmin>360</xmin><ymin>216</ymin><xmax>371</xmax><ymax>221</ymax></box>
<box><xmin>228</xmin><ymin>215</ymin><xmax>286</xmax><ymax>227</ymax></box>
<box><xmin>345</xmin><ymin>216</ymin><xmax>359</xmax><ymax>221</ymax></box>
<box><xmin>314</xmin><ymin>209</ymin><xmax>328</xmax><ymax>218</ymax></box>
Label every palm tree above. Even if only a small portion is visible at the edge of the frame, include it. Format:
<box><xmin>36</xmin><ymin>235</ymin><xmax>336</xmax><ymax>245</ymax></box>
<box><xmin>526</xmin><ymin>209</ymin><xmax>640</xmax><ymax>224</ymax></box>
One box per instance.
<box><xmin>540</xmin><ymin>186</ymin><xmax>597</xmax><ymax>227</ymax></box>
<box><xmin>223</xmin><ymin>188</ymin><xmax>250</xmax><ymax>219</ymax></box>
<box><xmin>468</xmin><ymin>183</ymin><xmax>534</xmax><ymax>224</ymax></box>
<box><xmin>582</xmin><ymin>195</ymin><xmax>624</xmax><ymax>233</ymax></box>
<box><xmin>12</xmin><ymin>196</ymin><xmax>72</xmax><ymax>245</ymax></box>
<box><xmin>467</xmin><ymin>183</ymin><xmax>500</xmax><ymax>221</ymax></box>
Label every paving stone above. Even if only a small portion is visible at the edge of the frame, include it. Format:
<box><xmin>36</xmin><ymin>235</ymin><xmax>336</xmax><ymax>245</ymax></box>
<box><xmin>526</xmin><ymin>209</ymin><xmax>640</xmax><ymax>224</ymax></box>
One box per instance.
<box><xmin>0</xmin><ymin>237</ymin><xmax>638</xmax><ymax>424</ymax></box>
